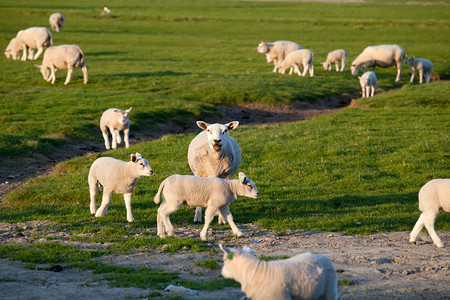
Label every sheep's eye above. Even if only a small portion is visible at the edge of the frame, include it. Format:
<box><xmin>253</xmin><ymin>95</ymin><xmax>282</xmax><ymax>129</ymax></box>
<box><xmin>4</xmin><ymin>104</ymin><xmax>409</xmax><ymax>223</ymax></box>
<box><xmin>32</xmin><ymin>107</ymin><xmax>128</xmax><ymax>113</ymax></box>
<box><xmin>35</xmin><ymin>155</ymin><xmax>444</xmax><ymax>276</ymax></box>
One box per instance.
<box><xmin>206</xmin><ymin>129</ymin><xmax>210</xmax><ymax>133</ymax></box>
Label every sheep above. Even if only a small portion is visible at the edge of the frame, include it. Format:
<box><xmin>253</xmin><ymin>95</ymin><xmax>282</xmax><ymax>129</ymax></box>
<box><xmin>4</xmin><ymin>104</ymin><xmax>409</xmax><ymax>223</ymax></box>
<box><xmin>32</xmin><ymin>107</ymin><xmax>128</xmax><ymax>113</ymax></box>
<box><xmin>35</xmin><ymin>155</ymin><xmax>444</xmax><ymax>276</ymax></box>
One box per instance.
<box><xmin>255</xmin><ymin>41</ymin><xmax>302</xmax><ymax>72</ymax></box>
<box><xmin>321</xmin><ymin>49</ymin><xmax>347</xmax><ymax>72</ymax></box>
<box><xmin>49</xmin><ymin>13</ymin><xmax>65</xmax><ymax>32</ymax></box>
<box><xmin>410</xmin><ymin>179</ymin><xmax>450</xmax><ymax>248</ymax></box>
<box><xmin>88</xmin><ymin>153</ymin><xmax>153</xmax><ymax>223</ymax></box>
<box><xmin>102</xmin><ymin>6</ymin><xmax>112</xmax><ymax>15</ymax></box>
<box><xmin>100</xmin><ymin>107</ymin><xmax>132</xmax><ymax>150</ymax></box>
<box><xmin>358</xmin><ymin>71</ymin><xmax>377</xmax><ymax>98</ymax></box>
<box><xmin>405</xmin><ymin>57</ymin><xmax>433</xmax><ymax>84</ymax></box>
<box><xmin>35</xmin><ymin>45</ymin><xmax>88</xmax><ymax>85</ymax></box>
<box><xmin>5</xmin><ymin>27</ymin><xmax>52</xmax><ymax>61</ymax></box>
<box><xmin>279</xmin><ymin>49</ymin><xmax>314</xmax><ymax>77</ymax></box>
<box><xmin>154</xmin><ymin>172</ymin><xmax>259</xmax><ymax>241</ymax></box>
<box><xmin>350</xmin><ymin>44</ymin><xmax>404</xmax><ymax>82</ymax></box>
<box><xmin>219</xmin><ymin>244</ymin><xmax>338</xmax><ymax>300</ymax></box>
<box><xmin>187</xmin><ymin>121</ymin><xmax>241</xmax><ymax>224</ymax></box>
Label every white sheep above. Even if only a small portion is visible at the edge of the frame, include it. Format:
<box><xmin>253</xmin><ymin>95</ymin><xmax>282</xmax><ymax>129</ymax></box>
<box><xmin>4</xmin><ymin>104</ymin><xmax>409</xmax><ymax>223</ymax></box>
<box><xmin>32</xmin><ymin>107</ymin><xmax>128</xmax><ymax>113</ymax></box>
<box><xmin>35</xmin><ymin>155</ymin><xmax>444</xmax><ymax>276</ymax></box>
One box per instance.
<box><xmin>88</xmin><ymin>153</ymin><xmax>153</xmax><ymax>223</ymax></box>
<box><xmin>279</xmin><ymin>49</ymin><xmax>314</xmax><ymax>77</ymax></box>
<box><xmin>321</xmin><ymin>49</ymin><xmax>347</xmax><ymax>72</ymax></box>
<box><xmin>350</xmin><ymin>44</ymin><xmax>404</xmax><ymax>82</ymax></box>
<box><xmin>5</xmin><ymin>27</ymin><xmax>52</xmax><ymax>61</ymax></box>
<box><xmin>102</xmin><ymin>6</ymin><xmax>112</xmax><ymax>15</ymax></box>
<box><xmin>154</xmin><ymin>172</ymin><xmax>259</xmax><ymax>241</ymax></box>
<box><xmin>255</xmin><ymin>41</ymin><xmax>303</xmax><ymax>72</ymax></box>
<box><xmin>405</xmin><ymin>57</ymin><xmax>433</xmax><ymax>84</ymax></box>
<box><xmin>358</xmin><ymin>71</ymin><xmax>377</xmax><ymax>98</ymax></box>
<box><xmin>4</xmin><ymin>38</ymin><xmax>32</xmax><ymax>60</ymax></box>
<box><xmin>410</xmin><ymin>179</ymin><xmax>450</xmax><ymax>248</ymax></box>
<box><xmin>35</xmin><ymin>45</ymin><xmax>88</xmax><ymax>85</ymax></box>
<box><xmin>49</xmin><ymin>13</ymin><xmax>65</xmax><ymax>32</ymax></box>
<box><xmin>219</xmin><ymin>244</ymin><xmax>338</xmax><ymax>300</ymax></box>
<box><xmin>100</xmin><ymin>107</ymin><xmax>132</xmax><ymax>150</ymax></box>
<box><xmin>187</xmin><ymin>121</ymin><xmax>241</xmax><ymax>224</ymax></box>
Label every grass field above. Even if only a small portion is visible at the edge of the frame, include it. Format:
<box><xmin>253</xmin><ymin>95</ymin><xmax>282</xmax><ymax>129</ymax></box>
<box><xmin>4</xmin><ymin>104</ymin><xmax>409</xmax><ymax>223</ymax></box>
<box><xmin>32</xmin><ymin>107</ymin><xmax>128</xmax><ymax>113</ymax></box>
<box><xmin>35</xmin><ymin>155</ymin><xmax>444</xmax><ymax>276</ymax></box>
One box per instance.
<box><xmin>0</xmin><ymin>0</ymin><xmax>449</xmax><ymax>292</ymax></box>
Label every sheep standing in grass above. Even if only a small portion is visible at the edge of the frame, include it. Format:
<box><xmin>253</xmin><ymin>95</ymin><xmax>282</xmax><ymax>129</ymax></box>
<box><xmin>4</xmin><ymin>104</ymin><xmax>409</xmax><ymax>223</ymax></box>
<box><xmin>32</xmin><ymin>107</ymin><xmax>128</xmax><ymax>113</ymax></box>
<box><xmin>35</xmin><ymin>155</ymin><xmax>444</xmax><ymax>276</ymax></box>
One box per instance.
<box><xmin>410</xmin><ymin>179</ymin><xmax>450</xmax><ymax>248</ymax></box>
<box><xmin>4</xmin><ymin>38</ymin><xmax>30</xmax><ymax>60</ymax></box>
<box><xmin>100</xmin><ymin>107</ymin><xmax>132</xmax><ymax>150</ymax></box>
<box><xmin>321</xmin><ymin>49</ymin><xmax>347</xmax><ymax>72</ymax></box>
<box><xmin>36</xmin><ymin>45</ymin><xmax>88</xmax><ymax>85</ymax></box>
<box><xmin>5</xmin><ymin>27</ymin><xmax>52</xmax><ymax>61</ymax></box>
<box><xmin>187</xmin><ymin>121</ymin><xmax>241</xmax><ymax>224</ymax></box>
<box><xmin>219</xmin><ymin>244</ymin><xmax>338</xmax><ymax>300</ymax></box>
<box><xmin>255</xmin><ymin>41</ymin><xmax>302</xmax><ymax>72</ymax></box>
<box><xmin>88</xmin><ymin>153</ymin><xmax>153</xmax><ymax>223</ymax></box>
<box><xmin>358</xmin><ymin>71</ymin><xmax>377</xmax><ymax>98</ymax></box>
<box><xmin>49</xmin><ymin>13</ymin><xmax>65</xmax><ymax>32</ymax></box>
<box><xmin>154</xmin><ymin>172</ymin><xmax>259</xmax><ymax>241</ymax></box>
<box><xmin>405</xmin><ymin>57</ymin><xmax>433</xmax><ymax>84</ymax></box>
<box><xmin>350</xmin><ymin>44</ymin><xmax>404</xmax><ymax>82</ymax></box>
<box><xmin>279</xmin><ymin>49</ymin><xmax>314</xmax><ymax>77</ymax></box>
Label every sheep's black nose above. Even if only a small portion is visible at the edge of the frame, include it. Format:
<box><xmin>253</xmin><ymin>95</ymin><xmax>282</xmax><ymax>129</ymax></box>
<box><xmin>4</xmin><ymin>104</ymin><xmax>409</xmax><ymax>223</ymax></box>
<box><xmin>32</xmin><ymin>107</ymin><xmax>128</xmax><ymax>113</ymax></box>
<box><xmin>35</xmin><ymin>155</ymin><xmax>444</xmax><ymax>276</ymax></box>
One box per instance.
<box><xmin>214</xmin><ymin>139</ymin><xmax>221</xmax><ymax>144</ymax></box>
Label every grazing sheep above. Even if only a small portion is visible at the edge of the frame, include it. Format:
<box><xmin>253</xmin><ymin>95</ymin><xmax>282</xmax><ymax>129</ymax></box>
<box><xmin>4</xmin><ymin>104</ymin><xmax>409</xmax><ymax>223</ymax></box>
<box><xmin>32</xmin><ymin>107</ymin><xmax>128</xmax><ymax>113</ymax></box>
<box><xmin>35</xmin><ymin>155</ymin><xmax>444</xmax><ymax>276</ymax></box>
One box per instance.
<box><xmin>36</xmin><ymin>45</ymin><xmax>88</xmax><ymax>85</ymax></box>
<box><xmin>279</xmin><ymin>49</ymin><xmax>314</xmax><ymax>77</ymax></box>
<box><xmin>255</xmin><ymin>41</ymin><xmax>302</xmax><ymax>72</ymax></box>
<box><xmin>358</xmin><ymin>71</ymin><xmax>377</xmax><ymax>98</ymax></box>
<box><xmin>5</xmin><ymin>27</ymin><xmax>52</xmax><ymax>61</ymax></box>
<box><xmin>350</xmin><ymin>44</ymin><xmax>404</xmax><ymax>82</ymax></box>
<box><xmin>49</xmin><ymin>13</ymin><xmax>65</xmax><ymax>32</ymax></box>
<box><xmin>4</xmin><ymin>38</ymin><xmax>33</xmax><ymax>60</ymax></box>
<box><xmin>410</xmin><ymin>179</ymin><xmax>450</xmax><ymax>248</ymax></box>
<box><xmin>88</xmin><ymin>153</ymin><xmax>153</xmax><ymax>223</ymax></box>
<box><xmin>102</xmin><ymin>6</ymin><xmax>112</xmax><ymax>15</ymax></box>
<box><xmin>405</xmin><ymin>57</ymin><xmax>433</xmax><ymax>84</ymax></box>
<box><xmin>188</xmin><ymin>121</ymin><xmax>241</xmax><ymax>224</ymax></box>
<box><xmin>321</xmin><ymin>49</ymin><xmax>347</xmax><ymax>72</ymax></box>
<box><xmin>154</xmin><ymin>172</ymin><xmax>259</xmax><ymax>241</ymax></box>
<box><xmin>100</xmin><ymin>107</ymin><xmax>132</xmax><ymax>150</ymax></box>
<box><xmin>219</xmin><ymin>244</ymin><xmax>338</xmax><ymax>300</ymax></box>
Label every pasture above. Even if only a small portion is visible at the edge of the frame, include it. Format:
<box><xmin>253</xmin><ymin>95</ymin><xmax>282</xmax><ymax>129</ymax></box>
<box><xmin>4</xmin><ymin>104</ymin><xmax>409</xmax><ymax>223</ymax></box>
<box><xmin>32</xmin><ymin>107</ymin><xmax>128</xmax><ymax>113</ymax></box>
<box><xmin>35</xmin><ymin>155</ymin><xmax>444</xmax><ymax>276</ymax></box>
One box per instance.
<box><xmin>0</xmin><ymin>0</ymin><xmax>449</xmax><ymax>298</ymax></box>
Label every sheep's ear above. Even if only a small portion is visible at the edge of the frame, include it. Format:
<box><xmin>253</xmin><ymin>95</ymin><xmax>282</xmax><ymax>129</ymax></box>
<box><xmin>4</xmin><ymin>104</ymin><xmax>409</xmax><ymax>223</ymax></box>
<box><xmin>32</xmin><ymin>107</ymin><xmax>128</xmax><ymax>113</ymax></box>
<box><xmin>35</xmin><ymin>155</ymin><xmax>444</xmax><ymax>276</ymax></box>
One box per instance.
<box><xmin>219</xmin><ymin>244</ymin><xmax>231</xmax><ymax>254</ymax></box>
<box><xmin>126</xmin><ymin>107</ymin><xmax>132</xmax><ymax>113</ymax></box>
<box><xmin>131</xmin><ymin>154</ymin><xmax>137</xmax><ymax>162</ymax></box>
<box><xmin>34</xmin><ymin>64</ymin><xmax>41</xmax><ymax>68</ymax></box>
<box><xmin>135</xmin><ymin>152</ymin><xmax>142</xmax><ymax>160</ymax></box>
<box><xmin>226</xmin><ymin>121</ymin><xmax>239</xmax><ymax>131</ymax></box>
<box><xmin>239</xmin><ymin>172</ymin><xmax>247</xmax><ymax>184</ymax></box>
<box><xmin>242</xmin><ymin>245</ymin><xmax>254</xmax><ymax>255</ymax></box>
<box><xmin>197</xmin><ymin>121</ymin><xmax>209</xmax><ymax>130</ymax></box>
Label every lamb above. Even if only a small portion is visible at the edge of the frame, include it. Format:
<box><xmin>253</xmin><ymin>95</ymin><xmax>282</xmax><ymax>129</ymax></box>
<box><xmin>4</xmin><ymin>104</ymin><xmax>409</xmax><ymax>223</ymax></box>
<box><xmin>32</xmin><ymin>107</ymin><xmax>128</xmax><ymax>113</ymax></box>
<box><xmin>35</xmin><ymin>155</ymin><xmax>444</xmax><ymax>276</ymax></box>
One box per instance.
<box><xmin>321</xmin><ymin>49</ymin><xmax>347</xmax><ymax>72</ymax></box>
<box><xmin>36</xmin><ymin>45</ymin><xmax>88</xmax><ymax>85</ymax></box>
<box><xmin>279</xmin><ymin>49</ymin><xmax>314</xmax><ymax>77</ymax></box>
<box><xmin>187</xmin><ymin>121</ymin><xmax>241</xmax><ymax>224</ymax></box>
<box><xmin>255</xmin><ymin>41</ymin><xmax>302</xmax><ymax>72</ymax></box>
<box><xmin>4</xmin><ymin>38</ymin><xmax>32</xmax><ymax>60</ymax></box>
<box><xmin>219</xmin><ymin>244</ymin><xmax>338</xmax><ymax>300</ymax></box>
<box><xmin>4</xmin><ymin>27</ymin><xmax>52</xmax><ymax>61</ymax></box>
<box><xmin>154</xmin><ymin>172</ymin><xmax>259</xmax><ymax>241</ymax></box>
<box><xmin>88</xmin><ymin>153</ymin><xmax>153</xmax><ymax>223</ymax></box>
<box><xmin>100</xmin><ymin>107</ymin><xmax>132</xmax><ymax>150</ymax></box>
<box><xmin>358</xmin><ymin>71</ymin><xmax>377</xmax><ymax>98</ymax></box>
<box><xmin>49</xmin><ymin>13</ymin><xmax>65</xmax><ymax>32</ymax></box>
<box><xmin>405</xmin><ymin>57</ymin><xmax>433</xmax><ymax>84</ymax></box>
<box><xmin>410</xmin><ymin>179</ymin><xmax>450</xmax><ymax>248</ymax></box>
<box><xmin>350</xmin><ymin>44</ymin><xmax>404</xmax><ymax>82</ymax></box>
<box><xmin>102</xmin><ymin>6</ymin><xmax>112</xmax><ymax>15</ymax></box>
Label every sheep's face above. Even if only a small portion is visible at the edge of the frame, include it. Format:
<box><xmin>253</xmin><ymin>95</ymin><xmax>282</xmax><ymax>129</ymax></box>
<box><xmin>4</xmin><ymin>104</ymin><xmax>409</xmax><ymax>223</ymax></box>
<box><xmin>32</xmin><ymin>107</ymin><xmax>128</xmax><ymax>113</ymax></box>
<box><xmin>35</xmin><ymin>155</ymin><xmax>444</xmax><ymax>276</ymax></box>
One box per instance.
<box><xmin>197</xmin><ymin>121</ymin><xmax>239</xmax><ymax>152</ymax></box>
<box><xmin>131</xmin><ymin>152</ymin><xmax>153</xmax><ymax>177</ymax></box>
<box><xmin>40</xmin><ymin>66</ymin><xmax>51</xmax><ymax>81</ymax></box>
<box><xmin>239</xmin><ymin>172</ymin><xmax>259</xmax><ymax>199</ymax></box>
<box><xmin>255</xmin><ymin>42</ymin><xmax>269</xmax><ymax>54</ymax></box>
<box><xmin>115</xmin><ymin>107</ymin><xmax>132</xmax><ymax>125</ymax></box>
<box><xmin>5</xmin><ymin>39</ymin><xmax>19</xmax><ymax>60</ymax></box>
<box><xmin>321</xmin><ymin>62</ymin><xmax>329</xmax><ymax>70</ymax></box>
<box><xmin>359</xmin><ymin>76</ymin><xmax>370</xmax><ymax>87</ymax></box>
<box><xmin>220</xmin><ymin>244</ymin><xmax>255</xmax><ymax>279</ymax></box>
<box><xmin>405</xmin><ymin>57</ymin><xmax>414</xmax><ymax>66</ymax></box>
<box><xmin>4</xmin><ymin>50</ymin><xmax>11</xmax><ymax>59</ymax></box>
<box><xmin>350</xmin><ymin>64</ymin><xmax>360</xmax><ymax>76</ymax></box>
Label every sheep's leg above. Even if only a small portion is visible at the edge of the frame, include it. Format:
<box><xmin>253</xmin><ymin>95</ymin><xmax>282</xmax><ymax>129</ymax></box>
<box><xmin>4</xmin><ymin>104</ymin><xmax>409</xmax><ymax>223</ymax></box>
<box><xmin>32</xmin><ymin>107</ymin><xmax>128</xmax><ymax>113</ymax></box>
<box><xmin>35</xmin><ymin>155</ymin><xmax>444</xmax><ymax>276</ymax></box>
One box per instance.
<box><xmin>95</xmin><ymin>191</ymin><xmax>112</xmax><ymax>217</ymax></box>
<box><xmin>288</xmin><ymin>67</ymin><xmax>294</xmax><ymax>75</ymax></box>
<box><xmin>219</xmin><ymin>206</ymin><xmax>242</xmax><ymax>238</ymax></box>
<box><xmin>301</xmin><ymin>65</ymin><xmax>308</xmax><ymax>77</ymax></box>
<box><xmin>88</xmin><ymin>179</ymin><xmax>98</xmax><ymax>215</ymax></box>
<box><xmin>200</xmin><ymin>206</ymin><xmax>217</xmax><ymax>241</ymax></box>
<box><xmin>410</xmin><ymin>70</ymin><xmax>415</xmax><ymax>83</ymax></box>
<box><xmin>81</xmin><ymin>66</ymin><xmax>88</xmax><ymax>84</ymax></box>
<box><xmin>28</xmin><ymin>48</ymin><xmax>34</xmax><ymax>60</ymax></box>
<box><xmin>395</xmin><ymin>63</ymin><xmax>402</xmax><ymax>82</ymax></box>
<box><xmin>309</xmin><ymin>64</ymin><xmax>314</xmax><ymax>77</ymax></box>
<box><xmin>157</xmin><ymin>205</ymin><xmax>166</xmax><ymax>238</ymax></box>
<box><xmin>159</xmin><ymin>202</ymin><xmax>180</xmax><ymax>238</ymax></box>
<box><xmin>341</xmin><ymin>61</ymin><xmax>346</xmax><ymax>72</ymax></box>
<box><xmin>33</xmin><ymin>47</ymin><xmax>43</xmax><ymax>60</ymax></box>
<box><xmin>102</xmin><ymin>129</ymin><xmax>111</xmax><ymax>150</ymax></box>
<box><xmin>293</xmin><ymin>65</ymin><xmax>301</xmax><ymax>77</ymax></box>
<box><xmin>370</xmin><ymin>85</ymin><xmax>375</xmax><ymax>97</ymax></box>
<box><xmin>194</xmin><ymin>207</ymin><xmax>203</xmax><ymax>224</ymax></box>
<box><xmin>361</xmin><ymin>87</ymin><xmax>366</xmax><ymax>98</ymax></box>
<box><xmin>50</xmin><ymin>67</ymin><xmax>57</xmax><ymax>84</ymax></box>
<box><xmin>21</xmin><ymin>46</ymin><xmax>28</xmax><ymax>61</ymax></box>
<box><xmin>123</xmin><ymin>128</ymin><xmax>130</xmax><ymax>148</ymax></box>
<box><xmin>423</xmin><ymin>211</ymin><xmax>443</xmax><ymax>248</ymax></box>
<box><xmin>123</xmin><ymin>193</ymin><xmax>134</xmax><ymax>222</ymax></box>
<box><xmin>116</xmin><ymin>130</ymin><xmax>122</xmax><ymax>145</ymax></box>
<box><xmin>110</xmin><ymin>128</ymin><xmax>117</xmax><ymax>149</ymax></box>
<box><xmin>410</xmin><ymin>213</ymin><xmax>425</xmax><ymax>243</ymax></box>
<box><xmin>425</xmin><ymin>73</ymin><xmax>431</xmax><ymax>83</ymax></box>
<box><xmin>419</xmin><ymin>69</ymin><xmax>423</xmax><ymax>84</ymax></box>
<box><xmin>217</xmin><ymin>211</ymin><xmax>227</xmax><ymax>225</ymax></box>
<box><xmin>64</xmin><ymin>66</ymin><xmax>73</xmax><ymax>85</ymax></box>
<box><xmin>335</xmin><ymin>62</ymin><xmax>339</xmax><ymax>72</ymax></box>
<box><xmin>272</xmin><ymin>61</ymin><xmax>278</xmax><ymax>73</ymax></box>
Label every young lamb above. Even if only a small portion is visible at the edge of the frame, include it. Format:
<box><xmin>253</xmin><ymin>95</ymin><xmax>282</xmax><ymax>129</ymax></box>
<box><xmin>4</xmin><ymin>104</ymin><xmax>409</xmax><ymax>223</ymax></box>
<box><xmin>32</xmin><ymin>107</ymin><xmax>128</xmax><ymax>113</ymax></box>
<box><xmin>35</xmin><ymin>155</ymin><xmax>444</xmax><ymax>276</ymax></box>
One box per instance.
<box><xmin>358</xmin><ymin>71</ymin><xmax>377</xmax><ymax>98</ymax></box>
<box><xmin>279</xmin><ymin>49</ymin><xmax>314</xmax><ymax>77</ymax></box>
<box><xmin>88</xmin><ymin>153</ymin><xmax>153</xmax><ymax>223</ymax></box>
<box><xmin>154</xmin><ymin>172</ymin><xmax>259</xmax><ymax>241</ymax></box>
<box><xmin>4</xmin><ymin>38</ymin><xmax>33</xmax><ymax>60</ymax></box>
<box><xmin>49</xmin><ymin>13</ymin><xmax>65</xmax><ymax>32</ymax></box>
<box><xmin>405</xmin><ymin>57</ymin><xmax>433</xmax><ymax>84</ymax></box>
<box><xmin>255</xmin><ymin>41</ymin><xmax>302</xmax><ymax>72</ymax></box>
<box><xmin>350</xmin><ymin>44</ymin><xmax>404</xmax><ymax>82</ymax></box>
<box><xmin>187</xmin><ymin>121</ymin><xmax>241</xmax><ymax>224</ymax></box>
<box><xmin>100</xmin><ymin>107</ymin><xmax>132</xmax><ymax>150</ymax></box>
<box><xmin>410</xmin><ymin>179</ymin><xmax>450</xmax><ymax>248</ymax></box>
<box><xmin>219</xmin><ymin>244</ymin><xmax>338</xmax><ymax>300</ymax></box>
<box><xmin>321</xmin><ymin>49</ymin><xmax>347</xmax><ymax>72</ymax></box>
<box><xmin>36</xmin><ymin>45</ymin><xmax>88</xmax><ymax>85</ymax></box>
<box><xmin>5</xmin><ymin>27</ymin><xmax>52</xmax><ymax>61</ymax></box>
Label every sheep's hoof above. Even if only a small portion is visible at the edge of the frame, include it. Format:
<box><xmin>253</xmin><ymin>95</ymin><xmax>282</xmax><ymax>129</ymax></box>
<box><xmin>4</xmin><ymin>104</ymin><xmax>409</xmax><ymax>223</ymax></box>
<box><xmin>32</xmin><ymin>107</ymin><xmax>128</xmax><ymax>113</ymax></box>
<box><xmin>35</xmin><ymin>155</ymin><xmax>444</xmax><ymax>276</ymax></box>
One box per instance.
<box><xmin>193</xmin><ymin>220</ymin><xmax>202</xmax><ymax>225</ymax></box>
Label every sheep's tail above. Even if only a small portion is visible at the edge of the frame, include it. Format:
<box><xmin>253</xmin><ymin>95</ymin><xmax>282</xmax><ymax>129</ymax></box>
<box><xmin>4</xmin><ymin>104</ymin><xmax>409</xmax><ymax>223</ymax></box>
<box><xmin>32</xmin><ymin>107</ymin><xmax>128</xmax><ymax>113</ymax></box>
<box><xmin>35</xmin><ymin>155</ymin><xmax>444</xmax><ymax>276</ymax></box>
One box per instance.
<box><xmin>44</xmin><ymin>33</ymin><xmax>53</xmax><ymax>47</ymax></box>
<box><xmin>75</xmin><ymin>51</ymin><xmax>86</xmax><ymax>68</ymax></box>
<box><xmin>154</xmin><ymin>179</ymin><xmax>166</xmax><ymax>204</ymax></box>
